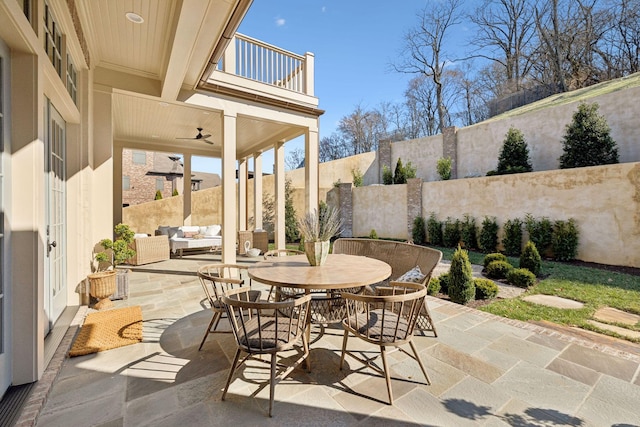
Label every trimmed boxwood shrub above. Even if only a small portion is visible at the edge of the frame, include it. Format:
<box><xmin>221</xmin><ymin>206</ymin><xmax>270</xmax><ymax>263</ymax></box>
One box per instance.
<box><xmin>427</xmin><ymin>277</ymin><xmax>441</xmax><ymax>296</ymax></box>
<box><xmin>520</xmin><ymin>241</ymin><xmax>542</xmax><ymax>276</ymax></box>
<box><xmin>448</xmin><ymin>246</ymin><xmax>475</xmax><ymax>304</ymax></box>
<box><xmin>507</xmin><ymin>268</ymin><xmax>536</xmax><ymax>288</ymax></box>
<box><xmin>460</xmin><ymin>214</ymin><xmax>477</xmax><ymax>250</ymax></box>
<box><xmin>485</xmin><ymin>260</ymin><xmax>513</xmax><ymax>279</ymax></box>
<box><xmin>474</xmin><ymin>278</ymin><xmax>499</xmax><ymax>300</ymax></box>
<box><xmin>483</xmin><ymin>253</ymin><xmax>508</xmax><ymax>269</ymax></box>
<box><xmin>438</xmin><ymin>273</ymin><xmax>450</xmax><ymax>294</ymax></box>
<box><xmin>552</xmin><ymin>219</ymin><xmax>579</xmax><ymax>261</ymax></box>
<box><xmin>525</xmin><ymin>214</ymin><xmax>553</xmax><ymax>255</ymax></box>
<box><xmin>479</xmin><ymin>216</ymin><xmax>499</xmax><ymax>253</ymax></box>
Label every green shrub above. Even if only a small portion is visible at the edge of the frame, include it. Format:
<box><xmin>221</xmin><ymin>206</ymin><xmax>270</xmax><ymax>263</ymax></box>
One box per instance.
<box><xmin>506</xmin><ymin>268</ymin><xmax>536</xmax><ymax>288</ymax></box>
<box><xmin>478</xmin><ymin>216</ymin><xmax>499</xmax><ymax>253</ymax></box>
<box><xmin>520</xmin><ymin>241</ymin><xmax>542</xmax><ymax>276</ymax></box>
<box><xmin>436</xmin><ymin>157</ymin><xmax>452</xmax><ymax>180</ymax></box>
<box><xmin>525</xmin><ymin>214</ymin><xmax>553</xmax><ymax>255</ymax></box>
<box><xmin>394</xmin><ymin>158</ymin><xmax>406</xmax><ymax>184</ymax></box>
<box><xmin>412</xmin><ymin>216</ymin><xmax>426</xmax><ymax>245</ymax></box>
<box><xmin>485</xmin><ymin>260</ymin><xmax>513</xmax><ymax>279</ymax></box>
<box><xmin>502</xmin><ymin>218</ymin><xmax>523</xmax><ymax>256</ymax></box>
<box><xmin>552</xmin><ymin>219</ymin><xmax>579</xmax><ymax>261</ymax></box>
<box><xmin>404</xmin><ymin>161</ymin><xmax>417</xmax><ymax>180</ymax></box>
<box><xmin>460</xmin><ymin>214</ymin><xmax>477</xmax><ymax>250</ymax></box>
<box><xmin>442</xmin><ymin>217</ymin><xmax>461</xmax><ymax>247</ymax></box>
<box><xmin>438</xmin><ymin>273</ymin><xmax>450</xmax><ymax>294</ymax></box>
<box><xmin>285</xmin><ymin>179</ymin><xmax>299</xmax><ymax>242</ymax></box>
<box><xmin>333</xmin><ymin>179</ymin><xmax>342</xmax><ymax>187</ymax></box>
<box><xmin>351</xmin><ymin>168</ymin><xmax>363</xmax><ymax>187</ymax></box>
<box><xmin>483</xmin><ymin>252</ymin><xmax>507</xmax><ymax>269</ymax></box>
<box><xmin>448</xmin><ymin>246</ymin><xmax>475</xmax><ymax>304</ymax></box>
<box><xmin>154</xmin><ymin>190</ymin><xmax>163</xmax><ymax>200</ymax></box>
<box><xmin>382</xmin><ymin>165</ymin><xmax>393</xmax><ymax>185</ymax></box>
<box><xmin>427</xmin><ymin>277</ymin><xmax>441</xmax><ymax>296</ymax></box>
<box><xmin>427</xmin><ymin>212</ymin><xmax>443</xmax><ymax>246</ymax></box>
<box><xmin>369</xmin><ymin>229</ymin><xmax>379</xmax><ymax>239</ymax></box>
<box><xmin>495</xmin><ymin>127</ymin><xmax>533</xmax><ymax>175</ymax></box>
<box><xmin>559</xmin><ymin>102</ymin><xmax>619</xmax><ymax>169</ymax></box>
<box><xmin>474</xmin><ymin>278</ymin><xmax>499</xmax><ymax>300</ymax></box>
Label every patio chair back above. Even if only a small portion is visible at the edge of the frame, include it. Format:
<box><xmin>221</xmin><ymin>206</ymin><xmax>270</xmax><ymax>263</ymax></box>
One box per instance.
<box><xmin>221</xmin><ymin>287</ymin><xmax>311</xmax><ymax>416</ymax></box>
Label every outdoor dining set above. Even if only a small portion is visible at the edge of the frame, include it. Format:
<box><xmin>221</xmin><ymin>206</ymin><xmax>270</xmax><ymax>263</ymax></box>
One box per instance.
<box><xmin>196</xmin><ymin>238</ymin><xmax>443</xmax><ymax>417</ymax></box>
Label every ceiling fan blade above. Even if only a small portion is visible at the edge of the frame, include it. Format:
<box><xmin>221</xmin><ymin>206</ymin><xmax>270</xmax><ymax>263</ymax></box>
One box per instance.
<box><xmin>203</xmin><ymin>139</ymin><xmax>214</xmax><ymax>145</ymax></box>
<box><xmin>176</xmin><ymin>137</ymin><xmax>196</xmax><ymax>140</ymax></box>
<box><xmin>200</xmin><ymin>134</ymin><xmax>212</xmax><ymax>139</ymax></box>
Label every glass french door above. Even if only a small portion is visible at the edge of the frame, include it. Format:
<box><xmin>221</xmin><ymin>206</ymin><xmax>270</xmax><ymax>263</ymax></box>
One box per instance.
<box><xmin>44</xmin><ymin>100</ymin><xmax>66</xmax><ymax>334</ymax></box>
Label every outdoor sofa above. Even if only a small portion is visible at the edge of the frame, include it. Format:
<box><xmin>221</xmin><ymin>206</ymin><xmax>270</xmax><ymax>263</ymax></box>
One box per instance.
<box><xmin>156</xmin><ymin>225</ymin><xmax>222</xmax><ymax>258</ymax></box>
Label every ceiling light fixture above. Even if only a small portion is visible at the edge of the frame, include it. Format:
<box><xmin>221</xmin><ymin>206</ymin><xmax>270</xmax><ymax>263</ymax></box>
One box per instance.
<box><xmin>158</xmin><ymin>101</ymin><xmax>169</xmax><ymax>107</ymax></box>
<box><xmin>125</xmin><ymin>12</ymin><xmax>144</xmax><ymax>24</ymax></box>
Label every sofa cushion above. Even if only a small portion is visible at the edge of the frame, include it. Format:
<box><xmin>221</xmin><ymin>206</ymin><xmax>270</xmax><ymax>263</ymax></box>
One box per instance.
<box><xmin>157</xmin><ymin>226</ymin><xmax>171</xmax><ymax>236</ymax></box>
<box><xmin>168</xmin><ymin>226</ymin><xmax>181</xmax><ymax>239</ymax></box>
<box><xmin>180</xmin><ymin>226</ymin><xmax>200</xmax><ymax>234</ymax></box>
<box><xmin>204</xmin><ymin>225</ymin><xmax>221</xmax><ymax>237</ymax></box>
<box><xmin>134</xmin><ymin>233</ymin><xmax>149</xmax><ymax>239</ymax></box>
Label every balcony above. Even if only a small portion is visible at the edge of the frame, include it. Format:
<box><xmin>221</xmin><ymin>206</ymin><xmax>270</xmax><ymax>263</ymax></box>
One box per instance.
<box><xmin>202</xmin><ymin>33</ymin><xmax>319</xmax><ymax>112</ymax></box>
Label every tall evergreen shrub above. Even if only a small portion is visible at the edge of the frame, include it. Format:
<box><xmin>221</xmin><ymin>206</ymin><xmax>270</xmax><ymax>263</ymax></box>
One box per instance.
<box><xmin>394</xmin><ymin>158</ymin><xmax>406</xmax><ymax>184</ymax></box>
<box><xmin>448</xmin><ymin>246</ymin><xmax>475</xmax><ymax>304</ymax></box>
<box><xmin>524</xmin><ymin>214</ymin><xmax>553</xmax><ymax>255</ymax></box>
<box><xmin>412</xmin><ymin>216</ymin><xmax>426</xmax><ymax>245</ymax></box>
<box><xmin>478</xmin><ymin>216</ymin><xmax>499</xmax><ymax>253</ymax></box>
<box><xmin>382</xmin><ymin>165</ymin><xmax>393</xmax><ymax>185</ymax></box>
<box><xmin>427</xmin><ymin>213</ymin><xmax>443</xmax><ymax>246</ymax></box>
<box><xmin>552</xmin><ymin>219</ymin><xmax>579</xmax><ymax>261</ymax></box>
<box><xmin>559</xmin><ymin>102</ymin><xmax>619</xmax><ymax>168</ymax></box>
<box><xmin>494</xmin><ymin>127</ymin><xmax>533</xmax><ymax>175</ymax></box>
<box><xmin>154</xmin><ymin>190</ymin><xmax>163</xmax><ymax>200</ymax></box>
<box><xmin>502</xmin><ymin>218</ymin><xmax>523</xmax><ymax>256</ymax></box>
<box><xmin>460</xmin><ymin>214</ymin><xmax>477</xmax><ymax>250</ymax></box>
<box><xmin>285</xmin><ymin>179</ymin><xmax>299</xmax><ymax>242</ymax></box>
<box><xmin>442</xmin><ymin>218</ymin><xmax>461</xmax><ymax>247</ymax></box>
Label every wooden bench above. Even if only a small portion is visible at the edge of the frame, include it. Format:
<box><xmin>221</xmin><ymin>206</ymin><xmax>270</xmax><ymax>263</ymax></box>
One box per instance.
<box><xmin>332</xmin><ymin>238</ymin><xmax>442</xmax><ymax>336</ymax></box>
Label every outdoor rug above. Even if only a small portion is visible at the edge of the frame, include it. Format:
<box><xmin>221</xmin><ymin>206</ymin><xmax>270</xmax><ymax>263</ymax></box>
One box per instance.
<box><xmin>69</xmin><ymin>306</ymin><xmax>143</xmax><ymax>357</ymax></box>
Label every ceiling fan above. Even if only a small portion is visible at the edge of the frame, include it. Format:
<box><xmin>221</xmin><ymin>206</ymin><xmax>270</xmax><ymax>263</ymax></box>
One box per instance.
<box><xmin>177</xmin><ymin>127</ymin><xmax>214</xmax><ymax>145</ymax></box>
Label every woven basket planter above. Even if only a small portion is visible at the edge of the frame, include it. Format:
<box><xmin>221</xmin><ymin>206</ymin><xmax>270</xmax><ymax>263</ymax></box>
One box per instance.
<box><xmin>88</xmin><ymin>270</ymin><xmax>117</xmax><ymax>310</ymax></box>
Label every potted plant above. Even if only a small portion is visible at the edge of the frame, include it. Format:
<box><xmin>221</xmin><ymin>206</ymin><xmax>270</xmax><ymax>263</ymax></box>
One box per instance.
<box><xmin>297</xmin><ymin>204</ymin><xmax>342</xmax><ymax>266</ymax></box>
<box><xmin>88</xmin><ymin>223</ymin><xmax>136</xmax><ymax>309</ymax></box>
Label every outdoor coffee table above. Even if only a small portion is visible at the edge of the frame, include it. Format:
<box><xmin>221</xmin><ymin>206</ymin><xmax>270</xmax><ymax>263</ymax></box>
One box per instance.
<box><xmin>248</xmin><ymin>254</ymin><xmax>391</xmax><ymax>370</ymax></box>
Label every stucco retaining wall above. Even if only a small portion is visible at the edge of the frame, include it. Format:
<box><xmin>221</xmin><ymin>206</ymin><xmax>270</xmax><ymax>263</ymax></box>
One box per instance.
<box><xmin>350</xmin><ymin>162</ymin><xmax>640</xmax><ymax>268</ymax></box>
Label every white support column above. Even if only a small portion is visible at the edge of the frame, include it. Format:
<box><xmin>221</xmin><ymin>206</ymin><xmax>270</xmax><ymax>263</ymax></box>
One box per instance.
<box><xmin>183</xmin><ymin>154</ymin><xmax>192</xmax><ymax>225</ymax></box>
<box><xmin>253</xmin><ymin>152</ymin><xmax>263</xmax><ymax>230</ymax></box>
<box><xmin>221</xmin><ymin>112</ymin><xmax>238</xmax><ymax>264</ymax></box>
<box><xmin>305</xmin><ymin>126</ymin><xmax>319</xmax><ymax>214</ymax></box>
<box><xmin>238</xmin><ymin>157</ymin><xmax>247</xmax><ymax>230</ymax></box>
<box><xmin>274</xmin><ymin>141</ymin><xmax>286</xmax><ymax>250</ymax></box>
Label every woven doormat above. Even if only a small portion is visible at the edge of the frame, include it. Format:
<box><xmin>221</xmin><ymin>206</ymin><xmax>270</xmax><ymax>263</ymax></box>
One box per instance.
<box><xmin>69</xmin><ymin>306</ymin><xmax>143</xmax><ymax>357</ymax></box>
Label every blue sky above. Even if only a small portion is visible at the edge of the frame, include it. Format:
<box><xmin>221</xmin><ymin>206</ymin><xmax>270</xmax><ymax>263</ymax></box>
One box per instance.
<box><xmin>192</xmin><ymin>1</ymin><xmax>472</xmax><ymax>174</ymax></box>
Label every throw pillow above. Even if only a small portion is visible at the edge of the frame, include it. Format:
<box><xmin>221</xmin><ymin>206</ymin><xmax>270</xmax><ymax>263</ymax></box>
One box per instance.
<box><xmin>157</xmin><ymin>226</ymin><xmax>170</xmax><ymax>236</ymax></box>
<box><xmin>183</xmin><ymin>231</ymin><xmax>197</xmax><ymax>238</ymax></box>
<box><xmin>205</xmin><ymin>225</ymin><xmax>221</xmax><ymax>237</ymax></box>
<box><xmin>397</xmin><ymin>266</ymin><xmax>426</xmax><ymax>283</ymax></box>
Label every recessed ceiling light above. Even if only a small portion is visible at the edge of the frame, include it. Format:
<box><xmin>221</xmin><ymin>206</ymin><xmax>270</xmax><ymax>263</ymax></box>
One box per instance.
<box><xmin>158</xmin><ymin>101</ymin><xmax>169</xmax><ymax>107</ymax></box>
<box><xmin>125</xmin><ymin>12</ymin><xmax>144</xmax><ymax>24</ymax></box>
<box><xmin>202</xmin><ymin>111</ymin><xmax>210</xmax><ymax>115</ymax></box>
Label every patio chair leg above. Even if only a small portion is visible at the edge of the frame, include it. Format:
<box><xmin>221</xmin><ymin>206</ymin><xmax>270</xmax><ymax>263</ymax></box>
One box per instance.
<box><xmin>198</xmin><ymin>312</ymin><xmax>221</xmax><ymax>351</ymax></box>
<box><xmin>222</xmin><ymin>348</ymin><xmax>242</xmax><ymax>401</ymax></box>
<box><xmin>409</xmin><ymin>340</ymin><xmax>431</xmax><ymax>385</ymax></box>
<box><xmin>269</xmin><ymin>354</ymin><xmax>277</xmax><ymax>417</ymax></box>
<box><xmin>339</xmin><ymin>329</ymin><xmax>349</xmax><ymax>370</ymax></box>
<box><xmin>380</xmin><ymin>346</ymin><xmax>393</xmax><ymax>405</ymax></box>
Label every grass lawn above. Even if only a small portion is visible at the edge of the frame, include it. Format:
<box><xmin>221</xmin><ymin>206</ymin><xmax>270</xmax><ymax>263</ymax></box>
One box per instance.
<box><xmin>430</xmin><ymin>245</ymin><xmax>640</xmax><ymax>343</ymax></box>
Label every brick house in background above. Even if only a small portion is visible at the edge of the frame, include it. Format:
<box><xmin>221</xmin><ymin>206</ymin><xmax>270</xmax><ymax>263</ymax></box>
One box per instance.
<box><xmin>122</xmin><ymin>149</ymin><xmax>221</xmax><ymax>206</ymax></box>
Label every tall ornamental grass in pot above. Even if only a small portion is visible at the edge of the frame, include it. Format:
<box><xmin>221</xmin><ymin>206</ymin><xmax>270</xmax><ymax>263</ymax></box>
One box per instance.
<box><xmin>297</xmin><ymin>205</ymin><xmax>342</xmax><ymax>266</ymax></box>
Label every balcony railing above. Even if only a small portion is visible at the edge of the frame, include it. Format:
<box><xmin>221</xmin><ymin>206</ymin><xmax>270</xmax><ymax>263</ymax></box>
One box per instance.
<box><xmin>218</xmin><ymin>33</ymin><xmax>314</xmax><ymax>96</ymax></box>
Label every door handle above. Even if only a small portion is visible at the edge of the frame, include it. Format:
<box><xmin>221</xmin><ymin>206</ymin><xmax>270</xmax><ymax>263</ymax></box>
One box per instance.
<box><xmin>48</xmin><ymin>240</ymin><xmax>57</xmax><ymax>254</ymax></box>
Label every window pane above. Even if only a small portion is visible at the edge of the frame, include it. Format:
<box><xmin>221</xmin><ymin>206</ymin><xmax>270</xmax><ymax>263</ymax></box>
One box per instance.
<box><xmin>132</xmin><ymin>151</ymin><xmax>146</xmax><ymax>165</ymax></box>
<box><xmin>123</xmin><ymin>176</ymin><xmax>130</xmax><ymax>190</ymax></box>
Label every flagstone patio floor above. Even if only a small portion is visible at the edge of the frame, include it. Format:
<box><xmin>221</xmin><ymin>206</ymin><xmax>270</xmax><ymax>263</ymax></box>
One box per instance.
<box><xmin>29</xmin><ymin>254</ymin><xmax>640</xmax><ymax>426</ymax></box>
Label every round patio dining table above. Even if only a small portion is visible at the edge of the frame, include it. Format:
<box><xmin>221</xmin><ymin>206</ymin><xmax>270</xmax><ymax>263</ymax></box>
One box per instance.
<box><xmin>248</xmin><ymin>253</ymin><xmax>392</xmax><ymax>371</ymax></box>
<box><xmin>248</xmin><ymin>253</ymin><xmax>391</xmax><ymax>292</ymax></box>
